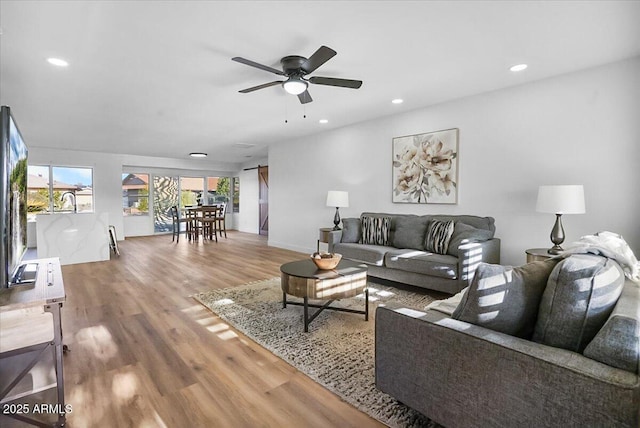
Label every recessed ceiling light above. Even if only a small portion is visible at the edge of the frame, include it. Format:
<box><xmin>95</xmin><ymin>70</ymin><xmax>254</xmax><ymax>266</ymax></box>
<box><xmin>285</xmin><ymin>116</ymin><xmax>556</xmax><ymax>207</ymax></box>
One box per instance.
<box><xmin>47</xmin><ymin>57</ymin><xmax>69</xmax><ymax>67</ymax></box>
<box><xmin>392</xmin><ymin>99</ymin><xmax>404</xmax><ymax>104</ymax></box>
<box><xmin>319</xmin><ymin>119</ymin><xmax>329</xmax><ymax>124</ymax></box>
<box><xmin>189</xmin><ymin>152</ymin><xmax>207</xmax><ymax>158</ymax></box>
<box><xmin>509</xmin><ymin>64</ymin><xmax>528</xmax><ymax>72</ymax></box>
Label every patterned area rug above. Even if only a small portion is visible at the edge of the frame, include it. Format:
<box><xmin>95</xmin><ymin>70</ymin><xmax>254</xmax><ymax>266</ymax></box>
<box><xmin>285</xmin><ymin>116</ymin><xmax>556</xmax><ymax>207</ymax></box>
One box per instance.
<box><xmin>193</xmin><ymin>278</ymin><xmax>444</xmax><ymax>428</ymax></box>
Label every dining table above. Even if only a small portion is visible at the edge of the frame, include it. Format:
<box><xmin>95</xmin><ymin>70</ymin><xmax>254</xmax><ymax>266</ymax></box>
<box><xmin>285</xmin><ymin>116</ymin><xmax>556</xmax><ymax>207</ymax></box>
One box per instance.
<box><xmin>183</xmin><ymin>205</ymin><xmax>223</xmax><ymax>241</ymax></box>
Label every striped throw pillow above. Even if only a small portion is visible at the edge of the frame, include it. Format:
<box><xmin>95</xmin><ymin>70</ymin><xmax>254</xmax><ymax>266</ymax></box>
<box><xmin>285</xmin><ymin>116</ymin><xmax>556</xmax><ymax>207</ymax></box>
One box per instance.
<box><xmin>425</xmin><ymin>220</ymin><xmax>455</xmax><ymax>254</ymax></box>
<box><xmin>360</xmin><ymin>216</ymin><xmax>391</xmax><ymax>246</ymax></box>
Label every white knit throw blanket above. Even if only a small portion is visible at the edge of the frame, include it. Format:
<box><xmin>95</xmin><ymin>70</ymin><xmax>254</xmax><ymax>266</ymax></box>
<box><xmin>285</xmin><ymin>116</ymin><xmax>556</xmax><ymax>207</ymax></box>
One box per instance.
<box><xmin>562</xmin><ymin>231</ymin><xmax>640</xmax><ymax>283</ymax></box>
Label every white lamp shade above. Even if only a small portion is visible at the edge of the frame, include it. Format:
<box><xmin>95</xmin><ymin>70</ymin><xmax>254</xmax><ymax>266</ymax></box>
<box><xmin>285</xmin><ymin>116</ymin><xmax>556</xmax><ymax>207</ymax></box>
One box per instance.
<box><xmin>536</xmin><ymin>185</ymin><xmax>585</xmax><ymax>214</ymax></box>
<box><xmin>326</xmin><ymin>191</ymin><xmax>349</xmax><ymax>208</ymax></box>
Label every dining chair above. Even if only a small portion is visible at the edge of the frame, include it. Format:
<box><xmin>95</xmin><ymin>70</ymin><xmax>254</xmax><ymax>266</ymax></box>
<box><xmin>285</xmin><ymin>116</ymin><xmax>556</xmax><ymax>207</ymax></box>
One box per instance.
<box><xmin>185</xmin><ymin>207</ymin><xmax>200</xmax><ymax>241</ymax></box>
<box><xmin>216</xmin><ymin>203</ymin><xmax>227</xmax><ymax>238</ymax></box>
<box><xmin>170</xmin><ymin>206</ymin><xmax>189</xmax><ymax>242</ymax></box>
<box><xmin>198</xmin><ymin>206</ymin><xmax>219</xmax><ymax>242</ymax></box>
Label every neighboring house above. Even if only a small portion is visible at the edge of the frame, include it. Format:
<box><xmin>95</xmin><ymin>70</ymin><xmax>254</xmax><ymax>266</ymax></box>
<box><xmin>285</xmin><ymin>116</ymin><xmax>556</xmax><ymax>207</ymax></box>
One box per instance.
<box><xmin>27</xmin><ymin>173</ymin><xmax>78</xmax><ymax>191</ymax></box>
<box><xmin>122</xmin><ymin>173</ymin><xmax>149</xmax><ymax>215</ymax></box>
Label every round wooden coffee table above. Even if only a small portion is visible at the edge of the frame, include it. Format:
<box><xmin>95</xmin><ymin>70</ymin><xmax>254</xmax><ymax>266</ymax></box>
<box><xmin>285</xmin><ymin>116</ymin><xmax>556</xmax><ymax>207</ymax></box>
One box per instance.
<box><xmin>280</xmin><ymin>259</ymin><xmax>369</xmax><ymax>332</ymax></box>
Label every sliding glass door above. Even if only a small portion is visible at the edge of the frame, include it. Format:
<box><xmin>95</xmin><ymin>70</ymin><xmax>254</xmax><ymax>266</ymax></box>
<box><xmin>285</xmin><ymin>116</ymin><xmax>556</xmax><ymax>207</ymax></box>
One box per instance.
<box><xmin>153</xmin><ymin>176</ymin><xmax>178</xmax><ymax>233</ymax></box>
<box><xmin>149</xmin><ymin>174</ymin><xmax>234</xmax><ymax>234</ymax></box>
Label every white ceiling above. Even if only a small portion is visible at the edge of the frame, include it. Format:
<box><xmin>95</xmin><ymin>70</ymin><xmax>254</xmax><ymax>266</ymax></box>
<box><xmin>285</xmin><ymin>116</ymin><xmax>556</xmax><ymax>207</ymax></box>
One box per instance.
<box><xmin>1</xmin><ymin>1</ymin><xmax>639</xmax><ymax>166</ymax></box>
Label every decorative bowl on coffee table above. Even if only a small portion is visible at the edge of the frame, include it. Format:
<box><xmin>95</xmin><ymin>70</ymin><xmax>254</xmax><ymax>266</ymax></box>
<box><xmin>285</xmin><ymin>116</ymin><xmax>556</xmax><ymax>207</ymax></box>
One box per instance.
<box><xmin>310</xmin><ymin>253</ymin><xmax>342</xmax><ymax>270</ymax></box>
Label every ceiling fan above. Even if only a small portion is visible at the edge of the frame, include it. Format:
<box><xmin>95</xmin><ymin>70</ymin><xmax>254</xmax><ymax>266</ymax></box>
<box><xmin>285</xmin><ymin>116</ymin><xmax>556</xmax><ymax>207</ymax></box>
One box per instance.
<box><xmin>232</xmin><ymin>45</ymin><xmax>363</xmax><ymax>104</ymax></box>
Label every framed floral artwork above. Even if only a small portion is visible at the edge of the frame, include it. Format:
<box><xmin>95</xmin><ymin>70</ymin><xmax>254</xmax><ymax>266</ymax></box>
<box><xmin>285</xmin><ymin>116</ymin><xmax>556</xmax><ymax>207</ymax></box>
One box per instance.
<box><xmin>392</xmin><ymin>128</ymin><xmax>459</xmax><ymax>204</ymax></box>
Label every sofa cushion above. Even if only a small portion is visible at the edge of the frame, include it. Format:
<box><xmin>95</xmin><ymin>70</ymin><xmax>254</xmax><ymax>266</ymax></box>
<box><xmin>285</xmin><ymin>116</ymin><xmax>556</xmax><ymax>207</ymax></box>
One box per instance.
<box><xmin>360</xmin><ymin>216</ymin><xmax>391</xmax><ymax>246</ymax></box>
<box><xmin>446</xmin><ymin>222</ymin><xmax>495</xmax><ymax>257</ymax></box>
<box><xmin>384</xmin><ymin>249</ymin><xmax>458</xmax><ymax>279</ymax></box>
<box><xmin>451</xmin><ymin>258</ymin><xmax>560</xmax><ymax>338</ymax></box>
<box><xmin>341</xmin><ymin>218</ymin><xmax>360</xmax><ymax>243</ymax></box>
<box><xmin>334</xmin><ymin>242</ymin><xmax>393</xmax><ymax>266</ymax></box>
<box><xmin>532</xmin><ymin>254</ymin><xmax>626</xmax><ymax>353</ymax></box>
<box><xmin>583</xmin><ymin>281</ymin><xmax>640</xmax><ymax>374</ymax></box>
<box><xmin>424</xmin><ymin>220</ymin><xmax>454</xmax><ymax>254</ymax></box>
<box><xmin>392</xmin><ymin>215</ymin><xmax>429</xmax><ymax>250</ymax></box>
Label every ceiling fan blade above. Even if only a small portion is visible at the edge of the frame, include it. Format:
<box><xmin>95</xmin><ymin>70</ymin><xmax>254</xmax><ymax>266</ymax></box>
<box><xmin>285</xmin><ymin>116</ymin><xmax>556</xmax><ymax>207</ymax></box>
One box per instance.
<box><xmin>300</xmin><ymin>46</ymin><xmax>337</xmax><ymax>74</ymax></box>
<box><xmin>232</xmin><ymin>57</ymin><xmax>285</xmax><ymax>76</ymax></box>
<box><xmin>238</xmin><ymin>81</ymin><xmax>283</xmax><ymax>93</ymax></box>
<box><xmin>298</xmin><ymin>91</ymin><xmax>313</xmax><ymax>104</ymax></box>
<box><xmin>309</xmin><ymin>76</ymin><xmax>363</xmax><ymax>89</ymax></box>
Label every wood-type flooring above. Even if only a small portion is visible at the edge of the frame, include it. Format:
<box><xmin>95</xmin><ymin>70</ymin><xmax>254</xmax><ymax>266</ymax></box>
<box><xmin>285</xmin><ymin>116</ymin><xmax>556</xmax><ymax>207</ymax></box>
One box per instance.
<box><xmin>1</xmin><ymin>231</ymin><xmax>384</xmax><ymax>427</ymax></box>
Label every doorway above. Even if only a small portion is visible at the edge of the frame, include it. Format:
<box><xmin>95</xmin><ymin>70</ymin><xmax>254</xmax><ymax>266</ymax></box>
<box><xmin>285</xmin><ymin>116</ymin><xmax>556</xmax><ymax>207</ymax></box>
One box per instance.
<box><xmin>258</xmin><ymin>166</ymin><xmax>268</xmax><ymax>236</ymax></box>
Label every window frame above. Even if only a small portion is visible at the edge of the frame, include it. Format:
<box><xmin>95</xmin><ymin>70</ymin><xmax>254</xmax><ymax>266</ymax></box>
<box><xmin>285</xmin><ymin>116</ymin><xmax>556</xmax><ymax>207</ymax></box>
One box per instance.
<box><xmin>27</xmin><ymin>164</ymin><xmax>94</xmax><ymax>215</ymax></box>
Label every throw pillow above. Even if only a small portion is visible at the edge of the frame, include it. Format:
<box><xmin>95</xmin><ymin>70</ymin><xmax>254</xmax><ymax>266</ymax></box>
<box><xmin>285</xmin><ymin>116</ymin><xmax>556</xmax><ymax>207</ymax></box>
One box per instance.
<box><xmin>360</xmin><ymin>216</ymin><xmax>391</xmax><ymax>246</ymax></box>
<box><xmin>446</xmin><ymin>222</ymin><xmax>494</xmax><ymax>257</ymax></box>
<box><xmin>532</xmin><ymin>254</ymin><xmax>625</xmax><ymax>353</ymax></box>
<box><xmin>340</xmin><ymin>218</ymin><xmax>360</xmax><ymax>243</ymax></box>
<box><xmin>451</xmin><ymin>258</ymin><xmax>560</xmax><ymax>339</ymax></box>
<box><xmin>424</xmin><ymin>220</ymin><xmax>454</xmax><ymax>255</ymax></box>
<box><xmin>392</xmin><ymin>216</ymin><xmax>429</xmax><ymax>250</ymax></box>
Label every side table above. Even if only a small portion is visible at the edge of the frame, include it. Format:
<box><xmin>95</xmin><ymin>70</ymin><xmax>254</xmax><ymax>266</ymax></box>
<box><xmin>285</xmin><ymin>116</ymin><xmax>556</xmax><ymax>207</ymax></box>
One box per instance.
<box><xmin>317</xmin><ymin>227</ymin><xmax>334</xmax><ymax>252</ymax></box>
<box><xmin>525</xmin><ymin>248</ymin><xmax>554</xmax><ymax>263</ymax></box>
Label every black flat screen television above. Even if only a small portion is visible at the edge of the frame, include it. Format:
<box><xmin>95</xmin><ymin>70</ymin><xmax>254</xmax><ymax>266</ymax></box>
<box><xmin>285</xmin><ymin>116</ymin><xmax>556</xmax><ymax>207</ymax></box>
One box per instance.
<box><xmin>1</xmin><ymin>105</ymin><xmax>35</xmax><ymax>288</ymax></box>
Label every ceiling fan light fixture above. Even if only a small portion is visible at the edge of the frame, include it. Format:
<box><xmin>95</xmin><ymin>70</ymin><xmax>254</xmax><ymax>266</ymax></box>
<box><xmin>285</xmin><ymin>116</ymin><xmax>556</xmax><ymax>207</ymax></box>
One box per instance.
<box><xmin>283</xmin><ymin>77</ymin><xmax>308</xmax><ymax>95</ymax></box>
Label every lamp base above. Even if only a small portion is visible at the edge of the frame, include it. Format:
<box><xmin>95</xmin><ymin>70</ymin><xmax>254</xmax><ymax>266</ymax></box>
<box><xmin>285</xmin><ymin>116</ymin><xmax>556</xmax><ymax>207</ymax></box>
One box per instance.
<box><xmin>547</xmin><ymin>245</ymin><xmax>564</xmax><ymax>255</ymax></box>
<box><xmin>547</xmin><ymin>213</ymin><xmax>565</xmax><ymax>255</ymax></box>
<box><xmin>333</xmin><ymin>207</ymin><xmax>341</xmax><ymax>230</ymax></box>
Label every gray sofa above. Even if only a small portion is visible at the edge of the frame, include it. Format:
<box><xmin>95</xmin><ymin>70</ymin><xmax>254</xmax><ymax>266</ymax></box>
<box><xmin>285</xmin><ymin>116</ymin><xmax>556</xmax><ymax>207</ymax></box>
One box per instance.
<box><xmin>327</xmin><ymin>213</ymin><xmax>501</xmax><ymax>294</ymax></box>
<box><xmin>376</xmin><ymin>254</ymin><xmax>640</xmax><ymax>427</ymax></box>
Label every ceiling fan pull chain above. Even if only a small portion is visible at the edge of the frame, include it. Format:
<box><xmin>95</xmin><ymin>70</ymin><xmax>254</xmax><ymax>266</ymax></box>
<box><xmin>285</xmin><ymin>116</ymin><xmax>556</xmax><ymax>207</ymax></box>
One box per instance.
<box><xmin>284</xmin><ymin>98</ymin><xmax>288</xmax><ymax>124</ymax></box>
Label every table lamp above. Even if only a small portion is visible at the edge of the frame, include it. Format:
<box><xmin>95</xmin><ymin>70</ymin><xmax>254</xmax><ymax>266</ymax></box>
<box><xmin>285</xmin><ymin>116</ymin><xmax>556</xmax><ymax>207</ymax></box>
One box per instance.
<box><xmin>326</xmin><ymin>191</ymin><xmax>349</xmax><ymax>230</ymax></box>
<box><xmin>536</xmin><ymin>185</ymin><xmax>585</xmax><ymax>254</ymax></box>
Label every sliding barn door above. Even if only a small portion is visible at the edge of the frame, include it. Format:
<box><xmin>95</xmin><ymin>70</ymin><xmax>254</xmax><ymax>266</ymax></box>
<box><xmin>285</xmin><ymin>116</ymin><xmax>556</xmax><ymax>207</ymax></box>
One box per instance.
<box><xmin>258</xmin><ymin>166</ymin><xmax>268</xmax><ymax>236</ymax></box>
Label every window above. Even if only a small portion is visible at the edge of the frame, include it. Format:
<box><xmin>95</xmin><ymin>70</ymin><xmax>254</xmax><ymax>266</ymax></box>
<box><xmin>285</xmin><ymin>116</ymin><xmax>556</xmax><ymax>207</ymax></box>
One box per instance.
<box><xmin>27</xmin><ymin>165</ymin><xmax>94</xmax><ymax>215</ymax></box>
<box><xmin>210</xmin><ymin>177</ymin><xmax>231</xmax><ymax>205</ymax></box>
<box><xmin>232</xmin><ymin>177</ymin><xmax>239</xmax><ymax>213</ymax></box>
<box><xmin>27</xmin><ymin>165</ymin><xmax>51</xmax><ymax>215</ymax></box>
<box><xmin>122</xmin><ymin>173</ymin><xmax>149</xmax><ymax>216</ymax></box>
<box><xmin>180</xmin><ymin>176</ymin><xmax>204</xmax><ymax>208</ymax></box>
<box><xmin>176</xmin><ymin>176</ymin><xmax>232</xmax><ymax>207</ymax></box>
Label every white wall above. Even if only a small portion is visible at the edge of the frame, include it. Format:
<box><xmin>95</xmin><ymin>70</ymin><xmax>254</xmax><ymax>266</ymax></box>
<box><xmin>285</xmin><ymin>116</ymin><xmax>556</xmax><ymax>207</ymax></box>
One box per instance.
<box><xmin>268</xmin><ymin>57</ymin><xmax>640</xmax><ymax>266</ymax></box>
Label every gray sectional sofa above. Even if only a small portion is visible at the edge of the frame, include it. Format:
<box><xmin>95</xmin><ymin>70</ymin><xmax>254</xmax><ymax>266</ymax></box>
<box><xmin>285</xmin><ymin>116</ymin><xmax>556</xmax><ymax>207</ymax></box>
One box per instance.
<box><xmin>376</xmin><ymin>254</ymin><xmax>640</xmax><ymax>427</ymax></box>
<box><xmin>327</xmin><ymin>212</ymin><xmax>501</xmax><ymax>294</ymax></box>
